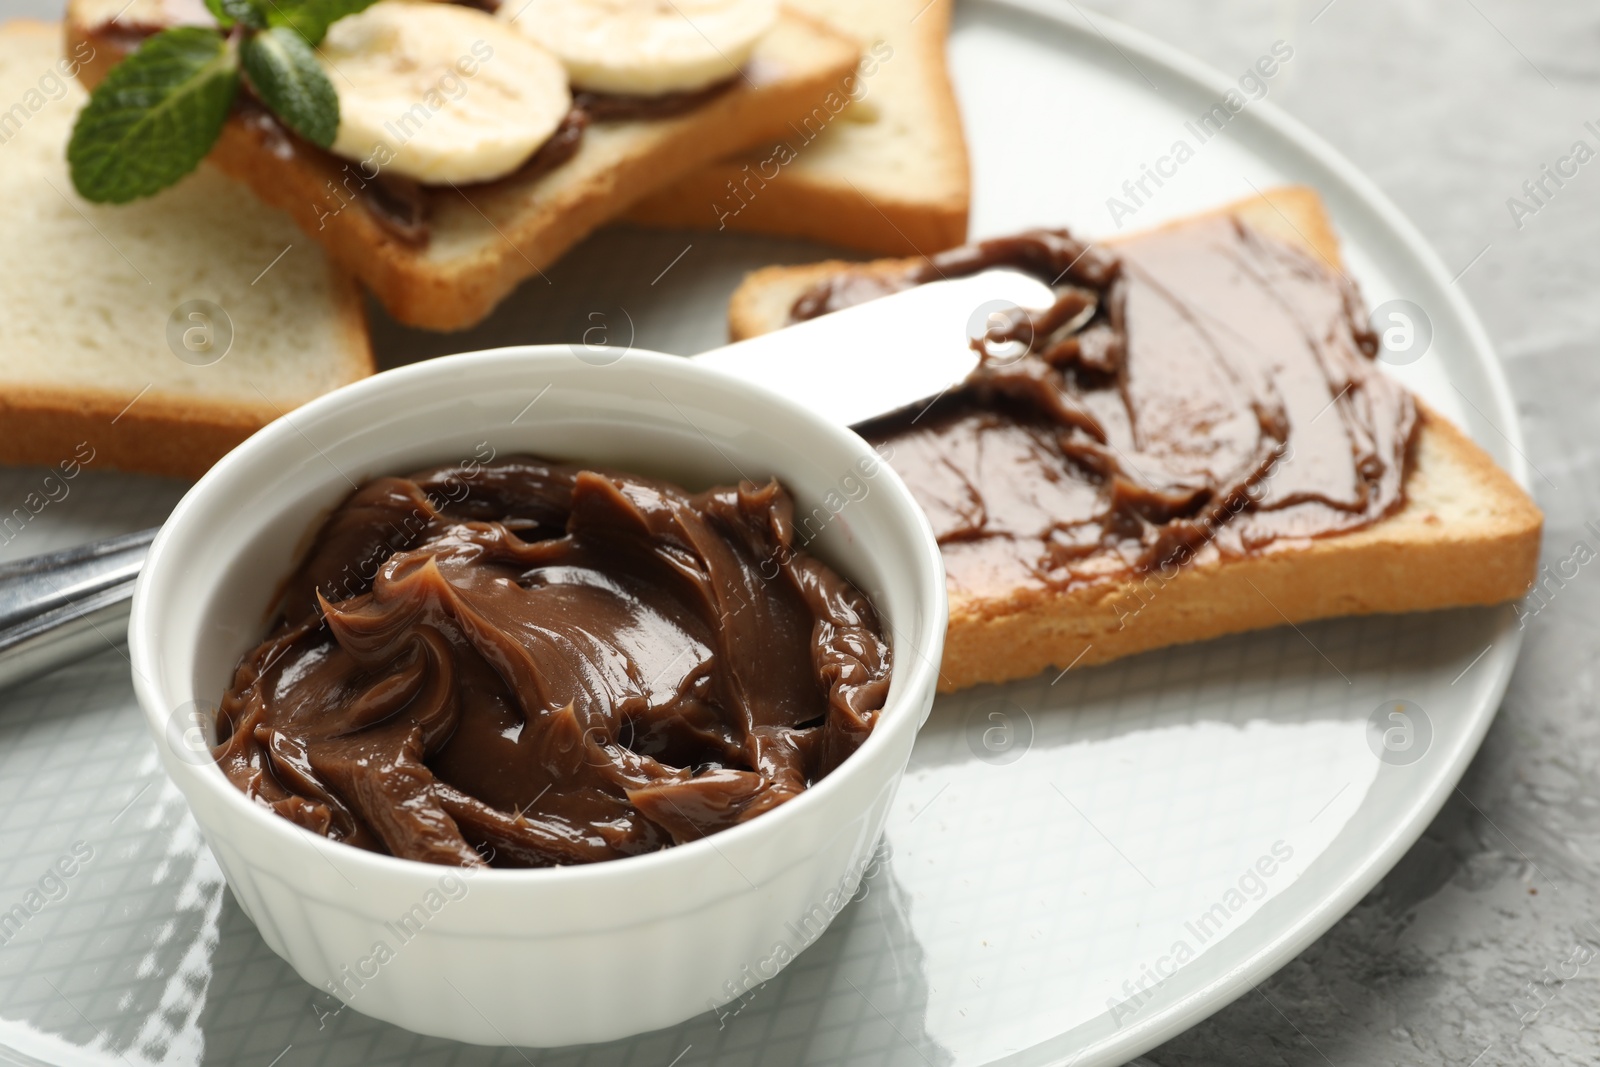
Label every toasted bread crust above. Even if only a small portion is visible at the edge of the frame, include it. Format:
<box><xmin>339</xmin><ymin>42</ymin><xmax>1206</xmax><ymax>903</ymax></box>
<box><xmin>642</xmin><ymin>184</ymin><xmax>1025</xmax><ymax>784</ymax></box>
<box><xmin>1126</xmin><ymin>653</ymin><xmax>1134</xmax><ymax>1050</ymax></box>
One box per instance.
<box><xmin>625</xmin><ymin>0</ymin><xmax>970</xmax><ymax>256</ymax></box>
<box><xmin>724</xmin><ymin>186</ymin><xmax>1544</xmax><ymax>690</ymax></box>
<box><xmin>0</xmin><ymin>280</ymin><xmax>371</xmax><ymax>482</ymax></box>
<box><xmin>625</xmin><ymin>158</ymin><xmax>970</xmax><ymax>256</ymax></box>
<box><xmin>0</xmin><ymin>388</ymin><xmax>272</xmax><ymax>482</ymax></box>
<box><xmin>67</xmin><ymin>6</ymin><xmax>863</xmax><ymax>332</ymax></box>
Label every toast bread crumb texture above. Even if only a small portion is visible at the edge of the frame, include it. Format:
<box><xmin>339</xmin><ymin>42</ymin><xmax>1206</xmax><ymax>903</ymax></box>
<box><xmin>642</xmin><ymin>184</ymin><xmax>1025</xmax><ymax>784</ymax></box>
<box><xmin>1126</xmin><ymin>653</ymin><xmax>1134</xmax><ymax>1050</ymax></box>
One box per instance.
<box><xmin>66</xmin><ymin>1</ymin><xmax>864</xmax><ymax>331</ymax></box>
<box><xmin>725</xmin><ymin>186</ymin><xmax>1543</xmax><ymax>691</ymax></box>
<box><xmin>0</xmin><ymin>20</ymin><xmax>372</xmax><ymax>480</ymax></box>
<box><xmin>623</xmin><ymin>0</ymin><xmax>970</xmax><ymax>255</ymax></box>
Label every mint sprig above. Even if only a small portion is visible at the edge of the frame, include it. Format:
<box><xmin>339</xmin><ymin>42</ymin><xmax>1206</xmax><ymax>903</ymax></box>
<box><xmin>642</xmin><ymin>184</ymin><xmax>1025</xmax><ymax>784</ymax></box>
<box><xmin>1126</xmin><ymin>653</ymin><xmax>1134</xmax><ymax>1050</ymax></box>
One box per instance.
<box><xmin>204</xmin><ymin>0</ymin><xmax>267</xmax><ymax>31</ymax></box>
<box><xmin>268</xmin><ymin>0</ymin><xmax>382</xmax><ymax>48</ymax></box>
<box><xmin>241</xmin><ymin>27</ymin><xmax>338</xmax><ymax>147</ymax></box>
<box><xmin>67</xmin><ymin>28</ymin><xmax>239</xmax><ymax>204</ymax></box>
<box><xmin>68</xmin><ymin>0</ymin><xmax>376</xmax><ymax>203</ymax></box>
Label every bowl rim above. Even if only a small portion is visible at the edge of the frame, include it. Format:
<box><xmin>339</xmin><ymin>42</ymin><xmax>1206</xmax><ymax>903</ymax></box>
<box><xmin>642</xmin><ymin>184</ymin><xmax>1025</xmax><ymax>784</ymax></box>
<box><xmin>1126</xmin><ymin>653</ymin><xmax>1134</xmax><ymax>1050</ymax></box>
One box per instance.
<box><xmin>128</xmin><ymin>344</ymin><xmax>947</xmax><ymax>888</ymax></box>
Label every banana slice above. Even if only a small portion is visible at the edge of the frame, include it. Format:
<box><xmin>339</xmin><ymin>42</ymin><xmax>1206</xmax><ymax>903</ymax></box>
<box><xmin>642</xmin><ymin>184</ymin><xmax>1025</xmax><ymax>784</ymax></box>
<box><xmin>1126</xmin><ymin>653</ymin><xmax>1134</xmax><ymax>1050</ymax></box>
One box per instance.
<box><xmin>501</xmin><ymin>0</ymin><xmax>779</xmax><ymax>97</ymax></box>
<box><xmin>320</xmin><ymin>0</ymin><xmax>571</xmax><ymax>185</ymax></box>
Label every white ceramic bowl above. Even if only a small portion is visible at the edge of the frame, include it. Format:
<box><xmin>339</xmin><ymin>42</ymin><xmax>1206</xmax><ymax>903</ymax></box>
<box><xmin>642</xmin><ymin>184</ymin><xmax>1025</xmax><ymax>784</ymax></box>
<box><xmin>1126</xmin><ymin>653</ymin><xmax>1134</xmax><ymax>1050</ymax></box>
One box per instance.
<box><xmin>127</xmin><ymin>347</ymin><xmax>946</xmax><ymax>1047</ymax></box>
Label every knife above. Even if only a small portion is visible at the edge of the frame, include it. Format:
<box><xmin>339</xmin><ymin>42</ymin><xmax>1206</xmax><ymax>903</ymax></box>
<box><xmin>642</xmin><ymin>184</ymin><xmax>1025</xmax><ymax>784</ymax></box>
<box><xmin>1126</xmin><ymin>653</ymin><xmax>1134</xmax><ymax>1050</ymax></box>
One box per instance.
<box><xmin>694</xmin><ymin>267</ymin><xmax>1054</xmax><ymax>426</ymax></box>
<box><xmin>0</xmin><ymin>268</ymin><xmax>1054</xmax><ymax>690</ymax></box>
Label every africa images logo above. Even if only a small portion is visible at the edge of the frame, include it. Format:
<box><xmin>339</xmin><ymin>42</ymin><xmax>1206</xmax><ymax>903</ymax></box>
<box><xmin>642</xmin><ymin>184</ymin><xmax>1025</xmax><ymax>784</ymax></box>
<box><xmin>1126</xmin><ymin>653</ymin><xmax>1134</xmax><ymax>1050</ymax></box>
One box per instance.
<box><xmin>1106</xmin><ymin>840</ymin><xmax>1295</xmax><ymax>1028</ymax></box>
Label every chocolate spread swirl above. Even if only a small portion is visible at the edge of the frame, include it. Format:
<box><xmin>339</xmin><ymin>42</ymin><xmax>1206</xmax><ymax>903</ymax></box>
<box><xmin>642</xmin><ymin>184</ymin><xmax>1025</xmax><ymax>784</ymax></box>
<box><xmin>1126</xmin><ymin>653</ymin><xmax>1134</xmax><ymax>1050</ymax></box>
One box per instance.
<box><xmin>215</xmin><ymin>458</ymin><xmax>892</xmax><ymax>868</ymax></box>
<box><xmin>793</xmin><ymin>218</ymin><xmax>1418</xmax><ymax>597</ymax></box>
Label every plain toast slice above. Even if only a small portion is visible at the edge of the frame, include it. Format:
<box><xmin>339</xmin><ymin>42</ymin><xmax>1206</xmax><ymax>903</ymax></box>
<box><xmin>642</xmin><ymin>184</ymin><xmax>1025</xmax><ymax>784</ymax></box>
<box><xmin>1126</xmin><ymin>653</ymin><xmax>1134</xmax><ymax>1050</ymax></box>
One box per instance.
<box><xmin>726</xmin><ymin>186</ymin><xmax>1543</xmax><ymax>691</ymax></box>
<box><xmin>624</xmin><ymin>0</ymin><xmax>970</xmax><ymax>255</ymax></box>
<box><xmin>66</xmin><ymin>0</ymin><xmax>863</xmax><ymax>331</ymax></box>
<box><xmin>0</xmin><ymin>21</ymin><xmax>372</xmax><ymax>480</ymax></box>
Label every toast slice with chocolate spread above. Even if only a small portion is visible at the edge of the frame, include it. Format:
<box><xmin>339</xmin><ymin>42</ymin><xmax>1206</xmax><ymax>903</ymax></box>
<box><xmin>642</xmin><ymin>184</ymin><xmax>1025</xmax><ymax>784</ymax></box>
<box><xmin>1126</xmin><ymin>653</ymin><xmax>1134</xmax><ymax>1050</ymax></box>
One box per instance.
<box><xmin>726</xmin><ymin>186</ymin><xmax>1543</xmax><ymax>691</ymax></box>
<box><xmin>623</xmin><ymin>0</ymin><xmax>971</xmax><ymax>256</ymax></box>
<box><xmin>65</xmin><ymin>0</ymin><xmax>863</xmax><ymax>331</ymax></box>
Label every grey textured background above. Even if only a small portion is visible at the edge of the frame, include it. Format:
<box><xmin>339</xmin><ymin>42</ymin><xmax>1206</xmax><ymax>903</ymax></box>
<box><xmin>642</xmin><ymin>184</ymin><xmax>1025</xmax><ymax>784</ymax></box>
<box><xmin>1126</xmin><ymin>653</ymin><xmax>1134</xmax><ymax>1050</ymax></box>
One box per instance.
<box><xmin>4</xmin><ymin>0</ymin><xmax>1595</xmax><ymax>1064</ymax></box>
<box><xmin>1092</xmin><ymin>3</ymin><xmax>1600</xmax><ymax>1066</ymax></box>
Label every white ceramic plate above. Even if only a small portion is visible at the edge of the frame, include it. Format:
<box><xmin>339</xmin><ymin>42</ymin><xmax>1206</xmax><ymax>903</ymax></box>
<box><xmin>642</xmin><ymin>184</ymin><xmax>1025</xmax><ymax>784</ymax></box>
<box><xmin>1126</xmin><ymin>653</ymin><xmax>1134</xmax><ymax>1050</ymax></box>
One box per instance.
<box><xmin>0</xmin><ymin>2</ymin><xmax>1526</xmax><ymax>1065</ymax></box>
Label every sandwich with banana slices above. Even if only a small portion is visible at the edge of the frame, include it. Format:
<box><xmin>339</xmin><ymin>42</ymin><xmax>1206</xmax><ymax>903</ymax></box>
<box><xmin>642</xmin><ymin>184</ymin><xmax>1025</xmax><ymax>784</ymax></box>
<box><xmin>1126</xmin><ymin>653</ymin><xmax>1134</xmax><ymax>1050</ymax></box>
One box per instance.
<box><xmin>64</xmin><ymin>0</ymin><xmax>862</xmax><ymax>330</ymax></box>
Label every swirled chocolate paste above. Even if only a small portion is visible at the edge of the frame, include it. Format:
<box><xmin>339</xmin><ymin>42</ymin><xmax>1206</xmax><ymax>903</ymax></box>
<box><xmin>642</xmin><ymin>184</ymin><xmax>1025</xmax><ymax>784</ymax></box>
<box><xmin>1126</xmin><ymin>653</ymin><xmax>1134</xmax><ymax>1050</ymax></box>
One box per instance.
<box><xmin>793</xmin><ymin>217</ymin><xmax>1418</xmax><ymax>599</ymax></box>
<box><xmin>214</xmin><ymin>458</ymin><xmax>891</xmax><ymax>868</ymax></box>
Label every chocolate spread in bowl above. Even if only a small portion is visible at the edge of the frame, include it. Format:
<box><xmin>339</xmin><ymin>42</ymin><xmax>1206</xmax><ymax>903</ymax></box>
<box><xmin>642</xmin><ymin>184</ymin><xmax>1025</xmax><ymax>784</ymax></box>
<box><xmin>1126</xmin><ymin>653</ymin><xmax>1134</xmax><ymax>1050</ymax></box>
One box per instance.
<box><xmin>792</xmin><ymin>218</ymin><xmax>1418</xmax><ymax>597</ymax></box>
<box><xmin>215</xmin><ymin>458</ymin><xmax>891</xmax><ymax>868</ymax></box>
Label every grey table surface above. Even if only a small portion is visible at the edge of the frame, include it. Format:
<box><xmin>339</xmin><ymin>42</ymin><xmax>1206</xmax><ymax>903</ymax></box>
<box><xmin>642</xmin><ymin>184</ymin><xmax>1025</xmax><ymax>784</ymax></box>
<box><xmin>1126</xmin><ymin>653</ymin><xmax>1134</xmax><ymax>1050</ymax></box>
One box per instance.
<box><xmin>6</xmin><ymin>0</ymin><xmax>1597</xmax><ymax>1064</ymax></box>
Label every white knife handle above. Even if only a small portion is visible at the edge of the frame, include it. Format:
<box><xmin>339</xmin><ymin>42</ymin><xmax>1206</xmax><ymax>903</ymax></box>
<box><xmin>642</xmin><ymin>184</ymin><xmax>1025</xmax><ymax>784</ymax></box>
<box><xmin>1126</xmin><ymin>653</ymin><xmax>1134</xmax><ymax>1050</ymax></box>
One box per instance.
<box><xmin>692</xmin><ymin>269</ymin><xmax>1057</xmax><ymax>427</ymax></box>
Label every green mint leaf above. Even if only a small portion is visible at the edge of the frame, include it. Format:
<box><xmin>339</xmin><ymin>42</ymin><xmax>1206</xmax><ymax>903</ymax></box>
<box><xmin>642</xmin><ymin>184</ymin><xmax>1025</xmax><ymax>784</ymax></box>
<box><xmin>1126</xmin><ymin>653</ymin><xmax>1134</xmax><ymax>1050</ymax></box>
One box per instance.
<box><xmin>202</xmin><ymin>0</ymin><xmax>234</xmax><ymax>29</ymax></box>
<box><xmin>204</xmin><ymin>0</ymin><xmax>267</xmax><ymax>30</ymax></box>
<box><xmin>67</xmin><ymin>27</ymin><xmax>240</xmax><ymax>204</ymax></box>
<box><xmin>242</xmin><ymin>26</ymin><xmax>338</xmax><ymax>148</ymax></box>
<box><xmin>266</xmin><ymin>0</ymin><xmax>381</xmax><ymax>46</ymax></box>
